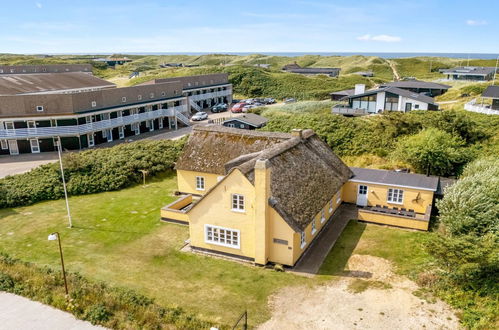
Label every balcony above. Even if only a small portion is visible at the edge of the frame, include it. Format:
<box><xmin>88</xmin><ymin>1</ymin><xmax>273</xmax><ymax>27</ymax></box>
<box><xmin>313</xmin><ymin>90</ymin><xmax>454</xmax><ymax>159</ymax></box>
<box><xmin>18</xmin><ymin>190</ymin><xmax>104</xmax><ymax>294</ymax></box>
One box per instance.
<box><xmin>464</xmin><ymin>99</ymin><xmax>499</xmax><ymax>115</ymax></box>
<box><xmin>0</xmin><ymin>105</ymin><xmax>187</xmax><ymax>139</ymax></box>
<box><xmin>331</xmin><ymin>104</ymin><xmax>369</xmax><ymax>116</ymax></box>
<box><xmin>188</xmin><ymin>89</ymin><xmax>232</xmax><ymax>102</ymax></box>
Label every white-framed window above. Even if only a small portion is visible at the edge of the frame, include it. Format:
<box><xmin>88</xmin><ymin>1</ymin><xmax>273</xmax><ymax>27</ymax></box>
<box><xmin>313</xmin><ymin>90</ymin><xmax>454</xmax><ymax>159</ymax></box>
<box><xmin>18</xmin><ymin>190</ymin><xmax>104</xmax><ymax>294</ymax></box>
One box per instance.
<box><xmin>118</xmin><ymin>126</ymin><xmax>124</xmax><ymax>139</ymax></box>
<box><xmin>196</xmin><ymin>176</ymin><xmax>205</xmax><ymax>191</ymax></box>
<box><xmin>300</xmin><ymin>231</ymin><xmax>306</xmax><ymax>249</ymax></box>
<box><xmin>88</xmin><ymin>133</ymin><xmax>95</xmax><ymax>147</ymax></box>
<box><xmin>106</xmin><ymin>129</ymin><xmax>113</xmax><ymax>142</ymax></box>
<box><xmin>329</xmin><ymin>200</ymin><xmax>333</xmax><ymax>213</ymax></box>
<box><xmin>134</xmin><ymin>123</ymin><xmax>140</xmax><ymax>135</ymax></box>
<box><xmin>122</xmin><ymin>96</ymin><xmax>127</xmax><ymax>102</ymax></box>
<box><xmin>27</xmin><ymin>121</ymin><xmax>36</xmax><ymax>129</ymax></box>
<box><xmin>161</xmin><ymin>91</ymin><xmax>166</xmax><ymax>96</ymax></box>
<box><xmin>240</xmin><ymin>124</ymin><xmax>244</xmax><ymax>128</ymax></box>
<box><xmin>321</xmin><ymin>209</ymin><xmax>325</xmax><ymax>223</ymax></box>
<box><xmin>311</xmin><ymin>220</ymin><xmax>317</xmax><ymax>235</ymax></box>
<box><xmin>205</xmin><ymin>224</ymin><xmax>240</xmax><ymax>249</ymax></box>
<box><xmin>1</xmin><ymin>140</ymin><xmax>8</xmax><ymax>150</ymax></box>
<box><xmin>228</xmin><ymin>123</ymin><xmax>235</xmax><ymax>128</ymax></box>
<box><xmin>30</xmin><ymin>139</ymin><xmax>40</xmax><ymax>153</ymax></box>
<box><xmin>231</xmin><ymin>194</ymin><xmax>245</xmax><ymax>212</ymax></box>
<box><xmin>387</xmin><ymin>188</ymin><xmax>404</xmax><ymax>204</ymax></box>
<box><xmin>91</xmin><ymin>101</ymin><xmax>97</xmax><ymax>107</ymax></box>
<box><xmin>36</xmin><ymin>105</ymin><xmax>44</xmax><ymax>112</ymax></box>
<box><xmin>336</xmin><ymin>192</ymin><xmax>341</xmax><ymax>204</ymax></box>
<box><xmin>149</xmin><ymin>120</ymin><xmax>154</xmax><ymax>132</ymax></box>
<box><xmin>150</xmin><ymin>93</ymin><xmax>154</xmax><ymax>98</ymax></box>
<box><xmin>4</xmin><ymin>122</ymin><xmax>14</xmax><ymax>135</ymax></box>
<box><xmin>138</xmin><ymin>95</ymin><xmax>142</xmax><ymax>100</ymax></box>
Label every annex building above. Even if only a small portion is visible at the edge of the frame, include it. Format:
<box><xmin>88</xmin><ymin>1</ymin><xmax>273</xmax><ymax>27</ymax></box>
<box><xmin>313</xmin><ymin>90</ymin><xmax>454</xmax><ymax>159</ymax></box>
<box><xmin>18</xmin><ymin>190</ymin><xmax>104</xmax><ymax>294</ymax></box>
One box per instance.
<box><xmin>0</xmin><ymin>65</ymin><xmax>232</xmax><ymax>155</ymax></box>
<box><xmin>161</xmin><ymin>126</ymin><xmax>442</xmax><ymax>267</ymax></box>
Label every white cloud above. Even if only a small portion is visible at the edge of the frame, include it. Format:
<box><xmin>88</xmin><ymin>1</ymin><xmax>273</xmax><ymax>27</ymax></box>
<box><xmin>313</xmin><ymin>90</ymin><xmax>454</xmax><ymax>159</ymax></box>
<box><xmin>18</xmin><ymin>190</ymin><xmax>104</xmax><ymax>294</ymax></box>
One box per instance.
<box><xmin>35</xmin><ymin>2</ymin><xmax>42</xmax><ymax>8</ymax></box>
<box><xmin>357</xmin><ymin>34</ymin><xmax>401</xmax><ymax>42</ymax></box>
<box><xmin>466</xmin><ymin>19</ymin><xmax>487</xmax><ymax>26</ymax></box>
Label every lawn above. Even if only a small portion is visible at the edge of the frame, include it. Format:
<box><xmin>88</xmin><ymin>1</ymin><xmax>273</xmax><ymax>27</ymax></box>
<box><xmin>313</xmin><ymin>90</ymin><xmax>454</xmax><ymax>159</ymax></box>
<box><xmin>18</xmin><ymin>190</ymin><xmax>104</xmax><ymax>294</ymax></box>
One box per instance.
<box><xmin>0</xmin><ymin>171</ymin><xmax>433</xmax><ymax>326</ymax></box>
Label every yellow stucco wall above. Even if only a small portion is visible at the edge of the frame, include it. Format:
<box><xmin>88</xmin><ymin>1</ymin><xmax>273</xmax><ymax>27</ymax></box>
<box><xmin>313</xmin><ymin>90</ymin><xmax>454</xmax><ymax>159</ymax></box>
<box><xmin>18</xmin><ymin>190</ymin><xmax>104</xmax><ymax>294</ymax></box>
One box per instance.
<box><xmin>268</xmin><ymin>209</ymin><xmax>295</xmax><ymax>266</ymax></box>
<box><xmin>160</xmin><ymin>195</ymin><xmax>192</xmax><ymax>223</ymax></box>
<box><xmin>342</xmin><ymin>181</ymin><xmax>434</xmax><ymax>213</ymax></box>
<box><xmin>177</xmin><ymin>170</ymin><xmax>223</xmax><ymax>195</ymax></box>
<box><xmin>358</xmin><ymin>210</ymin><xmax>429</xmax><ymax>230</ymax></box>
<box><xmin>188</xmin><ymin>169</ymin><xmax>256</xmax><ymax>260</ymax></box>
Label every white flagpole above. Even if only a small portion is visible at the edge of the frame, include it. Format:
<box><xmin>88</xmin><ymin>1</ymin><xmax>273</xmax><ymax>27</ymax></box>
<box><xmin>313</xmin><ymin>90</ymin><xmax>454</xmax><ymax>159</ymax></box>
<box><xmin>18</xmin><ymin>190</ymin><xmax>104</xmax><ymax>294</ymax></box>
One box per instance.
<box><xmin>57</xmin><ymin>137</ymin><xmax>72</xmax><ymax>228</ymax></box>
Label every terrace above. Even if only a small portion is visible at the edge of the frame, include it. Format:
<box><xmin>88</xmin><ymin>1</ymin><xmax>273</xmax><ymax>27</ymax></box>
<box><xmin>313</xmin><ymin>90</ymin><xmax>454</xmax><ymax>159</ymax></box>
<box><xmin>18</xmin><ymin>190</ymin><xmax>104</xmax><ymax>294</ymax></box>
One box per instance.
<box><xmin>331</xmin><ymin>104</ymin><xmax>369</xmax><ymax>116</ymax></box>
<box><xmin>358</xmin><ymin>204</ymin><xmax>432</xmax><ymax>230</ymax></box>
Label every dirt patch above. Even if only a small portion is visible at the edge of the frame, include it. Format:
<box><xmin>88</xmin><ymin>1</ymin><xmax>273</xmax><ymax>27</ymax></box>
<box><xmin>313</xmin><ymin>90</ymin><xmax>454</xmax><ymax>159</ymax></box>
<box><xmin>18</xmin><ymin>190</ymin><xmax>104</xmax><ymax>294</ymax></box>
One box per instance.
<box><xmin>258</xmin><ymin>255</ymin><xmax>460</xmax><ymax>330</ymax></box>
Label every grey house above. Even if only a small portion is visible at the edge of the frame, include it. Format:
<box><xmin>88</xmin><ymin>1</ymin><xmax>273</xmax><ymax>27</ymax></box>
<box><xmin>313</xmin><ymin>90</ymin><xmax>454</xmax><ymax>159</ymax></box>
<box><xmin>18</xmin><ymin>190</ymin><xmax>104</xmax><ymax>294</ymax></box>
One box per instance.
<box><xmin>222</xmin><ymin>113</ymin><xmax>268</xmax><ymax>130</ymax></box>
<box><xmin>440</xmin><ymin>66</ymin><xmax>497</xmax><ymax>81</ymax></box>
<box><xmin>379</xmin><ymin>80</ymin><xmax>451</xmax><ymax>97</ymax></box>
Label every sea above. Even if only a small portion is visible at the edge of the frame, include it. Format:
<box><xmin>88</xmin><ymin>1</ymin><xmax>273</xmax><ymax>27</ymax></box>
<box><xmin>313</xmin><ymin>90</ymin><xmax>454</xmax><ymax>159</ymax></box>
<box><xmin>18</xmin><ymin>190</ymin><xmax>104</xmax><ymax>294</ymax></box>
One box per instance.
<box><xmin>108</xmin><ymin>52</ymin><xmax>499</xmax><ymax>59</ymax></box>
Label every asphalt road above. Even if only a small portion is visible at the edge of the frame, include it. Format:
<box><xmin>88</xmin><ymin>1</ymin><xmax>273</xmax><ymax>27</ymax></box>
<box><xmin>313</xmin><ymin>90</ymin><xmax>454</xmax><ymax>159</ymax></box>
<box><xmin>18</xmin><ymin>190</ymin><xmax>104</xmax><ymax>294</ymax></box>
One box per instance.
<box><xmin>0</xmin><ymin>292</ymin><xmax>103</xmax><ymax>330</ymax></box>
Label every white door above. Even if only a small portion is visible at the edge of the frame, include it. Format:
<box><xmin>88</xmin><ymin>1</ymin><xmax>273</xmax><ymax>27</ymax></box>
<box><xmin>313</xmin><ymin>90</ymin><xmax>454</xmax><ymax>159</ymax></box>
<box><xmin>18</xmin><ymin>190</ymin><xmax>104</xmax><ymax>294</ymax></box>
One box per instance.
<box><xmin>30</xmin><ymin>139</ymin><xmax>40</xmax><ymax>153</ymax></box>
<box><xmin>8</xmin><ymin>140</ymin><xmax>19</xmax><ymax>155</ymax></box>
<box><xmin>356</xmin><ymin>184</ymin><xmax>368</xmax><ymax>206</ymax></box>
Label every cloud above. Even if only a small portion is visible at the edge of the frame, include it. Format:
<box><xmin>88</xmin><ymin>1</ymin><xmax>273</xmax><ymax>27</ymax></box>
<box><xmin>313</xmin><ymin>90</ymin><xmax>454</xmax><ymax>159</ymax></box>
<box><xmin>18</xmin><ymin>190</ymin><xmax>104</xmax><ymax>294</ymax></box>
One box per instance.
<box><xmin>35</xmin><ymin>2</ymin><xmax>42</xmax><ymax>8</ymax></box>
<box><xmin>466</xmin><ymin>19</ymin><xmax>487</xmax><ymax>26</ymax></box>
<box><xmin>357</xmin><ymin>34</ymin><xmax>401</xmax><ymax>42</ymax></box>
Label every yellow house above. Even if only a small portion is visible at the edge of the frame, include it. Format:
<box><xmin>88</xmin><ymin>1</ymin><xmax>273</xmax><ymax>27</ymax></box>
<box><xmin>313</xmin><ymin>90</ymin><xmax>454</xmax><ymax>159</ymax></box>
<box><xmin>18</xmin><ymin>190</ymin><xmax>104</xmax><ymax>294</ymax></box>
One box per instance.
<box><xmin>162</xmin><ymin>125</ymin><xmax>352</xmax><ymax>266</ymax></box>
<box><xmin>161</xmin><ymin>125</ymin><xmax>442</xmax><ymax>266</ymax></box>
<box><xmin>342</xmin><ymin>167</ymin><xmax>439</xmax><ymax>231</ymax></box>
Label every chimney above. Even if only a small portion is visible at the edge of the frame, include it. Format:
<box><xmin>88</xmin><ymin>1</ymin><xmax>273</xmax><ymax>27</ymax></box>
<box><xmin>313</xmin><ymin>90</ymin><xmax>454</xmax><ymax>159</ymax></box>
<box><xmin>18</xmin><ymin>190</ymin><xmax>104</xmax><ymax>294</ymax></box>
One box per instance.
<box><xmin>291</xmin><ymin>129</ymin><xmax>303</xmax><ymax>139</ymax></box>
<box><xmin>354</xmin><ymin>84</ymin><xmax>366</xmax><ymax>95</ymax></box>
<box><xmin>254</xmin><ymin>159</ymin><xmax>271</xmax><ymax>265</ymax></box>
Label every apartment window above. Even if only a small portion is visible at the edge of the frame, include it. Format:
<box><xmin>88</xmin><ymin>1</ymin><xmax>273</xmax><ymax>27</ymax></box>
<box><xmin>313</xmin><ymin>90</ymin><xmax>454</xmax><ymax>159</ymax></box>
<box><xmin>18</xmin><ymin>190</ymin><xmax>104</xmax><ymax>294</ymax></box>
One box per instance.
<box><xmin>150</xmin><ymin>93</ymin><xmax>154</xmax><ymax>98</ymax></box>
<box><xmin>205</xmin><ymin>225</ymin><xmax>240</xmax><ymax>248</ymax></box>
<box><xmin>239</xmin><ymin>124</ymin><xmax>244</xmax><ymax>129</ymax></box>
<box><xmin>91</xmin><ymin>101</ymin><xmax>97</xmax><ymax>107</ymax></box>
<box><xmin>311</xmin><ymin>220</ymin><xmax>317</xmax><ymax>235</ymax></box>
<box><xmin>231</xmin><ymin>194</ymin><xmax>245</xmax><ymax>212</ymax></box>
<box><xmin>88</xmin><ymin>133</ymin><xmax>95</xmax><ymax>147</ymax></box>
<box><xmin>414</xmin><ymin>104</ymin><xmax>420</xmax><ymax>109</ymax></box>
<box><xmin>196</xmin><ymin>176</ymin><xmax>205</xmax><ymax>191</ymax></box>
<box><xmin>161</xmin><ymin>91</ymin><xmax>166</xmax><ymax>96</ymax></box>
<box><xmin>122</xmin><ymin>96</ymin><xmax>127</xmax><ymax>102</ymax></box>
<box><xmin>0</xmin><ymin>140</ymin><xmax>7</xmax><ymax>150</ymax></box>
<box><xmin>387</xmin><ymin>188</ymin><xmax>404</xmax><ymax>204</ymax></box>
<box><xmin>300</xmin><ymin>231</ymin><xmax>306</xmax><ymax>249</ymax></box>
<box><xmin>321</xmin><ymin>209</ymin><xmax>325</xmax><ymax>223</ymax></box>
<box><xmin>36</xmin><ymin>105</ymin><xmax>44</xmax><ymax>112</ymax></box>
<box><xmin>27</xmin><ymin>121</ymin><xmax>36</xmax><ymax>129</ymax></box>
<box><xmin>187</xmin><ymin>82</ymin><xmax>191</xmax><ymax>87</ymax></box>
<box><xmin>118</xmin><ymin>126</ymin><xmax>125</xmax><ymax>139</ymax></box>
<box><xmin>329</xmin><ymin>200</ymin><xmax>333</xmax><ymax>213</ymax></box>
<box><xmin>30</xmin><ymin>139</ymin><xmax>40</xmax><ymax>153</ymax></box>
<box><xmin>138</xmin><ymin>95</ymin><xmax>142</xmax><ymax>100</ymax></box>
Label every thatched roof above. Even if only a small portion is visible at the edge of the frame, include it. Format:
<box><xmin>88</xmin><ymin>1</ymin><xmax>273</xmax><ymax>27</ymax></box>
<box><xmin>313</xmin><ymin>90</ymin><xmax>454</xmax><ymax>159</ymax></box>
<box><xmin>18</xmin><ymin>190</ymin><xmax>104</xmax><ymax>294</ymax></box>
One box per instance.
<box><xmin>175</xmin><ymin>125</ymin><xmax>291</xmax><ymax>175</ymax></box>
<box><xmin>180</xmin><ymin>125</ymin><xmax>352</xmax><ymax>232</ymax></box>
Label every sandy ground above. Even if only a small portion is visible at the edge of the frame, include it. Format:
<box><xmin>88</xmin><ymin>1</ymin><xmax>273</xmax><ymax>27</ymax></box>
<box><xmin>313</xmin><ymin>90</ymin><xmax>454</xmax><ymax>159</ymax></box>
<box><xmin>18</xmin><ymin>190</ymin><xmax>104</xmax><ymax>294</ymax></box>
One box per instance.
<box><xmin>259</xmin><ymin>255</ymin><xmax>460</xmax><ymax>330</ymax></box>
<box><xmin>0</xmin><ymin>292</ymin><xmax>104</xmax><ymax>329</ymax></box>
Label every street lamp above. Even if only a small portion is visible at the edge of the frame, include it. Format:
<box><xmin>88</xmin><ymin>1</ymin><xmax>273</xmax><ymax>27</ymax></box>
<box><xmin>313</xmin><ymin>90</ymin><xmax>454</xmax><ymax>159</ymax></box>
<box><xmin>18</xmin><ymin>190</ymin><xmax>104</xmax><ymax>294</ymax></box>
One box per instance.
<box><xmin>48</xmin><ymin>232</ymin><xmax>69</xmax><ymax>296</ymax></box>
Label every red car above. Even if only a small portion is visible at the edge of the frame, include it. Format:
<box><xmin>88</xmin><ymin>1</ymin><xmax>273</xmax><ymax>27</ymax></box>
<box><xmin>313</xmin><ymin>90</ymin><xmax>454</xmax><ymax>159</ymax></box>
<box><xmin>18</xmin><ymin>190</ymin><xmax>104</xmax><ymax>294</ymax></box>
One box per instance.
<box><xmin>231</xmin><ymin>102</ymin><xmax>247</xmax><ymax>113</ymax></box>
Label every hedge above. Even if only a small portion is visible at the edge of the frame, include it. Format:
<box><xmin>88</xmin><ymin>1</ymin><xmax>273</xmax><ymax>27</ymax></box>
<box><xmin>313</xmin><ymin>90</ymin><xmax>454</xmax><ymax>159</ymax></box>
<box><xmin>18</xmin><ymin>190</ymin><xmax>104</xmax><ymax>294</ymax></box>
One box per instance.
<box><xmin>0</xmin><ymin>139</ymin><xmax>185</xmax><ymax>208</ymax></box>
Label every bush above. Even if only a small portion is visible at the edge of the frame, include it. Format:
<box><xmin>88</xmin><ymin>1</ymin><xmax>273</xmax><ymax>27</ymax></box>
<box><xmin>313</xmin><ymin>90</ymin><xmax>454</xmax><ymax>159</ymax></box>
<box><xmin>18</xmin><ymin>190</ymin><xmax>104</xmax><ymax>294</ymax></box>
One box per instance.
<box><xmin>0</xmin><ymin>272</ymin><xmax>15</xmax><ymax>290</ymax></box>
<box><xmin>0</xmin><ymin>139</ymin><xmax>185</xmax><ymax>209</ymax></box>
<box><xmin>84</xmin><ymin>304</ymin><xmax>112</xmax><ymax>324</ymax></box>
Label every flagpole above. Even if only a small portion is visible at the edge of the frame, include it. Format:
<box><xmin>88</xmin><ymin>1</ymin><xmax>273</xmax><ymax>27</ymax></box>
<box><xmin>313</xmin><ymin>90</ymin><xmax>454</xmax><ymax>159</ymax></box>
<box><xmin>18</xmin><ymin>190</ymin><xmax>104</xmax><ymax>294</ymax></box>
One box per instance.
<box><xmin>57</xmin><ymin>137</ymin><xmax>72</xmax><ymax>228</ymax></box>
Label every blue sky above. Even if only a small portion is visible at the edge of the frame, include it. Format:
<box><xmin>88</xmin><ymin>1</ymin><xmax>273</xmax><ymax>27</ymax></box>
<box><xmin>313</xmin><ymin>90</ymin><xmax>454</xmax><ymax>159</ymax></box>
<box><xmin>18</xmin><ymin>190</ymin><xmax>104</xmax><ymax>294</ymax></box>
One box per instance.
<box><xmin>1</xmin><ymin>0</ymin><xmax>498</xmax><ymax>54</ymax></box>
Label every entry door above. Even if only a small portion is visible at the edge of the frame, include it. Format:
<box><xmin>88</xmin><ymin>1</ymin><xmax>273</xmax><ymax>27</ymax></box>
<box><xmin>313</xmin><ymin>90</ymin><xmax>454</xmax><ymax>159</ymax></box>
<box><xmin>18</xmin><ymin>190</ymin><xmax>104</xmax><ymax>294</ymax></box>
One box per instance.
<box><xmin>405</xmin><ymin>103</ymin><xmax>412</xmax><ymax>112</ymax></box>
<box><xmin>356</xmin><ymin>185</ymin><xmax>368</xmax><ymax>206</ymax></box>
<box><xmin>8</xmin><ymin>140</ymin><xmax>19</xmax><ymax>155</ymax></box>
<box><xmin>30</xmin><ymin>139</ymin><xmax>40</xmax><ymax>153</ymax></box>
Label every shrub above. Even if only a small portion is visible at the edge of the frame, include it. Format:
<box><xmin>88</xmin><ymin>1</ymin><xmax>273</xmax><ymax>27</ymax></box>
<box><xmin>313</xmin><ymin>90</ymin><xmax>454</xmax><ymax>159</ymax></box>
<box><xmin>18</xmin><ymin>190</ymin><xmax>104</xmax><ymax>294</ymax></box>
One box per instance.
<box><xmin>0</xmin><ymin>139</ymin><xmax>185</xmax><ymax>209</ymax></box>
<box><xmin>84</xmin><ymin>304</ymin><xmax>112</xmax><ymax>324</ymax></box>
<box><xmin>0</xmin><ymin>272</ymin><xmax>15</xmax><ymax>291</ymax></box>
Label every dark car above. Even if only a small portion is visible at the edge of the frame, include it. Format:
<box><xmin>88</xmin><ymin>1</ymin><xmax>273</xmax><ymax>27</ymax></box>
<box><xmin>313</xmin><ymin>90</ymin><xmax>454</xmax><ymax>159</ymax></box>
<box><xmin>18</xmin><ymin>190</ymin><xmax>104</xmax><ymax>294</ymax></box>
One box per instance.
<box><xmin>212</xmin><ymin>103</ymin><xmax>228</xmax><ymax>113</ymax></box>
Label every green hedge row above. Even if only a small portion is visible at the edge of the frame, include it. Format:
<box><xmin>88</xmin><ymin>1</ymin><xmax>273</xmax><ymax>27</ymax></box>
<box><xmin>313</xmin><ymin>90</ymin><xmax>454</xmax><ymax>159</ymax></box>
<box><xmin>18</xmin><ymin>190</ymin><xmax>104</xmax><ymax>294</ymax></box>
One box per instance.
<box><xmin>0</xmin><ymin>253</ymin><xmax>221</xmax><ymax>329</ymax></box>
<box><xmin>0</xmin><ymin>139</ymin><xmax>185</xmax><ymax>209</ymax></box>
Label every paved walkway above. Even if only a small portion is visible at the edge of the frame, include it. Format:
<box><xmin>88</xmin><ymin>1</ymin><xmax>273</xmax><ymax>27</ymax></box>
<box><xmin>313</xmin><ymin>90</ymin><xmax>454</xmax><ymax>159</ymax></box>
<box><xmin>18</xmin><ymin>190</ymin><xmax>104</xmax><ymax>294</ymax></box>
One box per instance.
<box><xmin>0</xmin><ymin>292</ymin><xmax>103</xmax><ymax>329</ymax></box>
<box><xmin>0</xmin><ymin>152</ymin><xmax>59</xmax><ymax>178</ymax></box>
<box><xmin>292</xmin><ymin>204</ymin><xmax>359</xmax><ymax>276</ymax></box>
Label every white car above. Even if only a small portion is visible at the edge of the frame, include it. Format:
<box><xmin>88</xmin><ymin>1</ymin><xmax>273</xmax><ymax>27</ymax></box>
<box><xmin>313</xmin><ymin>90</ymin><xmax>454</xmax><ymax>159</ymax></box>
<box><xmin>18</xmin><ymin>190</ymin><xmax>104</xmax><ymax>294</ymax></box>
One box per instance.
<box><xmin>242</xmin><ymin>105</ymin><xmax>256</xmax><ymax>113</ymax></box>
<box><xmin>191</xmin><ymin>111</ymin><xmax>208</xmax><ymax>121</ymax></box>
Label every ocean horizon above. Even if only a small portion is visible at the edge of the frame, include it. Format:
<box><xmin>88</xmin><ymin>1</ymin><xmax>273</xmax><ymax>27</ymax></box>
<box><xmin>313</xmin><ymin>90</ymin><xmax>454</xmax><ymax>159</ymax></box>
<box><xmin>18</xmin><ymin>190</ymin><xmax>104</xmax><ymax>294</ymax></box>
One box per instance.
<box><xmin>44</xmin><ymin>51</ymin><xmax>499</xmax><ymax>60</ymax></box>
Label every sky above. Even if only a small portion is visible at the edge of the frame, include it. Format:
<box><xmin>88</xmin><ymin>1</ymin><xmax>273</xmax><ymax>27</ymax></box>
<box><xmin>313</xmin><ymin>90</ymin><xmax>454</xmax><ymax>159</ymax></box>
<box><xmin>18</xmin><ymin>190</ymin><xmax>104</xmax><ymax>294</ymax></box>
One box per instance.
<box><xmin>1</xmin><ymin>0</ymin><xmax>498</xmax><ymax>54</ymax></box>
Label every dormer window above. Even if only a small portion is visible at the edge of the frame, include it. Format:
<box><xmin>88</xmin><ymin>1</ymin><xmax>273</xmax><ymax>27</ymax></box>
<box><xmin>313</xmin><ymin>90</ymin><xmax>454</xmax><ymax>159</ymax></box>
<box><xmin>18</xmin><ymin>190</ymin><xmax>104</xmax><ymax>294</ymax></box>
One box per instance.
<box><xmin>161</xmin><ymin>91</ymin><xmax>166</xmax><ymax>96</ymax></box>
<box><xmin>122</xmin><ymin>96</ymin><xmax>127</xmax><ymax>102</ymax></box>
<box><xmin>150</xmin><ymin>93</ymin><xmax>154</xmax><ymax>98</ymax></box>
<box><xmin>36</xmin><ymin>105</ymin><xmax>44</xmax><ymax>112</ymax></box>
<box><xmin>91</xmin><ymin>101</ymin><xmax>97</xmax><ymax>107</ymax></box>
<box><xmin>138</xmin><ymin>95</ymin><xmax>142</xmax><ymax>100</ymax></box>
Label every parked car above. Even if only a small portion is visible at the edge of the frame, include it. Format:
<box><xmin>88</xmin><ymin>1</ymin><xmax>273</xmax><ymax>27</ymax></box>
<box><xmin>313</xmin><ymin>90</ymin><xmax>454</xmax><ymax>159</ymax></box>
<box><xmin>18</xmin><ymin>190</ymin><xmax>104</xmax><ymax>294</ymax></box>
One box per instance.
<box><xmin>252</xmin><ymin>102</ymin><xmax>264</xmax><ymax>107</ymax></box>
<box><xmin>212</xmin><ymin>103</ymin><xmax>228</xmax><ymax>113</ymax></box>
<box><xmin>231</xmin><ymin>103</ymin><xmax>247</xmax><ymax>113</ymax></box>
<box><xmin>263</xmin><ymin>98</ymin><xmax>276</xmax><ymax>104</ymax></box>
<box><xmin>242</xmin><ymin>105</ymin><xmax>257</xmax><ymax>112</ymax></box>
<box><xmin>284</xmin><ymin>98</ymin><xmax>296</xmax><ymax>104</ymax></box>
<box><xmin>191</xmin><ymin>111</ymin><xmax>208</xmax><ymax>121</ymax></box>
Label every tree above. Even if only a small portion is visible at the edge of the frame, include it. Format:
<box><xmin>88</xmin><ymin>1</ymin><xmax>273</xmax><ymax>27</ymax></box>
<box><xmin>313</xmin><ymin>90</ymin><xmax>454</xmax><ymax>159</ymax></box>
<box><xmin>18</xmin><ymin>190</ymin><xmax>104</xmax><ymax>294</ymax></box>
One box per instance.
<box><xmin>392</xmin><ymin>128</ymin><xmax>469</xmax><ymax>176</ymax></box>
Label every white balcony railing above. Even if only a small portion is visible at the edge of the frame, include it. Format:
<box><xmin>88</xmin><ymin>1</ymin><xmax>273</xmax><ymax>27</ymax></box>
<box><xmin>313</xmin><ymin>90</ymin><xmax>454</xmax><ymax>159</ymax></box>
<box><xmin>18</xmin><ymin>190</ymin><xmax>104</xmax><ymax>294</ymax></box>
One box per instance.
<box><xmin>0</xmin><ymin>105</ymin><xmax>187</xmax><ymax>139</ymax></box>
<box><xmin>464</xmin><ymin>99</ymin><xmax>499</xmax><ymax>115</ymax></box>
<box><xmin>189</xmin><ymin>89</ymin><xmax>232</xmax><ymax>102</ymax></box>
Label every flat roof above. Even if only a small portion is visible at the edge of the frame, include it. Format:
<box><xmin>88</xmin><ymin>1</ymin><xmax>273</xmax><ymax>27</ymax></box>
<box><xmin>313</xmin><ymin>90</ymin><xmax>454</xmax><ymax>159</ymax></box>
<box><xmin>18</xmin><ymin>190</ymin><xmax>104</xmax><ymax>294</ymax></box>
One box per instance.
<box><xmin>0</xmin><ymin>72</ymin><xmax>116</xmax><ymax>95</ymax></box>
<box><xmin>349</xmin><ymin>167</ymin><xmax>439</xmax><ymax>191</ymax></box>
<box><xmin>347</xmin><ymin>86</ymin><xmax>437</xmax><ymax>105</ymax></box>
<box><xmin>482</xmin><ymin>85</ymin><xmax>499</xmax><ymax>98</ymax></box>
<box><xmin>441</xmin><ymin>66</ymin><xmax>496</xmax><ymax>76</ymax></box>
<box><xmin>223</xmin><ymin>113</ymin><xmax>268</xmax><ymax>127</ymax></box>
<box><xmin>380</xmin><ymin>80</ymin><xmax>451</xmax><ymax>90</ymax></box>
